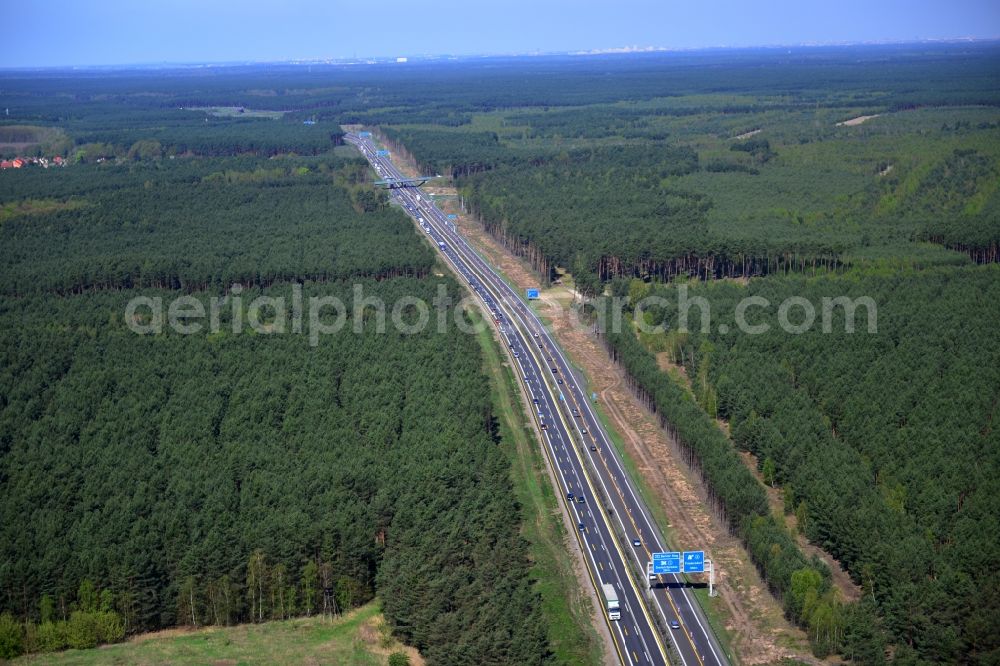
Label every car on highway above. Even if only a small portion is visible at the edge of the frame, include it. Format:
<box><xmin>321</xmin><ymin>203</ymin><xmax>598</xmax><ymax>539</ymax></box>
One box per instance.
<box><xmin>557</xmin><ymin>378</ymin><xmax>563</xmax><ymax>384</ymax></box>
<box><xmin>670</xmin><ymin>620</ymin><xmax>681</xmax><ymax>630</ymax></box>
<box><xmin>576</xmin><ymin>495</ymin><xmax>585</xmax><ymax>504</ymax></box>
<box><xmin>591</xmin><ymin>445</ymin><xmax>598</xmax><ymax>451</ymax></box>
<box><xmin>566</xmin><ymin>491</ymin><xmax>574</xmax><ymax>500</ymax></box>
<box><xmin>633</xmin><ymin>539</ymin><xmax>642</xmax><ymax>547</ymax></box>
<box><xmin>532</xmin><ymin>398</ymin><xmax>539</xmax><ymax>404</ymax></box>
<box><xmin>572</xmin><ymin>408</ymin><xmax>580</xmax><ymax>417</ymax></box>
<box><xmin>581</xmin><ymin>428</ymin><xmax>588</xmax><ymax>434</ymax></box>
<box><xmin>578</xmin><ymin>522</ymin><xmax>585</xmax><ymax>530</ymax></box>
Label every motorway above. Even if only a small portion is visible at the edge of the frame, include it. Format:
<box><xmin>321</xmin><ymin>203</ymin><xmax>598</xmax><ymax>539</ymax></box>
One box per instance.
<box><xmin>347</xmin><ymin>132</ymin><xmax>728</xmax><ymax>666</ymax></box>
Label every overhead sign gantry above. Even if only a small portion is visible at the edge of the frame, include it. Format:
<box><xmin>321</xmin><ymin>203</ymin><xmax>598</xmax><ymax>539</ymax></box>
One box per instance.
<box><xmin>648</xmin><ymin>550</ymin><xmax>716</xmax><ymax>596</ymax></box>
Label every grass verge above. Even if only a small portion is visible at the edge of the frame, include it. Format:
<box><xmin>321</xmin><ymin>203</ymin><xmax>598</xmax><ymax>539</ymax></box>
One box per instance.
<box><xmin>15</xmin><ymin>602</ymin><xmax>417</xmax><ymax>666</ymax></box>
<box><xmin>469</xmin><ymin>305</ymin><xmax>603</xmax><ymax>666</ymax></box>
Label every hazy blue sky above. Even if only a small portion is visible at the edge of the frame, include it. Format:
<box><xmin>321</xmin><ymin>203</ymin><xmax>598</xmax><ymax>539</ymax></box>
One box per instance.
<box><xmin>4</xmin><ymin>0</ymin><xmax>999</xmax><ymax>67</ymax></box>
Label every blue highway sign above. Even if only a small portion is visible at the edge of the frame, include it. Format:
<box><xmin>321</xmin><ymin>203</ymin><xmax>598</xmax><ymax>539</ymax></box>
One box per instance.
<box><xmin>652</xmin><ymin>552</ymin><xmax>681</xmax><ymax>574</ymax></box>
<box><xmin>683</xmin><ymin>551</ymin><xmax>705</xmax><ymax>573</ymax></box>
<box><xmin>526</xmin><ymin>288</ymin><xmax>540</xmax><ymax>300</ymax></box>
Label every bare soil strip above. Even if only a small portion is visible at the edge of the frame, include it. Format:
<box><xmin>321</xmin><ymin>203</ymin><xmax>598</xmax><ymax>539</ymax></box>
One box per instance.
<box><xmin>836</xmin><ymin>114</ymin><xmax>881</xmax><ymax>126</ymax></box>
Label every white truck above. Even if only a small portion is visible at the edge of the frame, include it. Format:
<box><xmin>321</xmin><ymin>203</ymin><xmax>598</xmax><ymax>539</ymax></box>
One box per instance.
<box><xmin>602</xmin><ymin>583</ymin><xmax>620</xmax><ymax>621</ymax></box>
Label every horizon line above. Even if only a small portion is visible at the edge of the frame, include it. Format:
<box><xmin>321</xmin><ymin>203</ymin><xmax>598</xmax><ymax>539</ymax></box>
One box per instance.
<box><xmin>1</xmin><ymin>36</ymin><xmax>998</xmax><ymax>73</ymax></box>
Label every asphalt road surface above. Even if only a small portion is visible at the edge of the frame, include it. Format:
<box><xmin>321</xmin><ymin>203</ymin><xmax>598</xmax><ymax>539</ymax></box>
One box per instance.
<box><xmin>348</xmin><ymin>133</ymin><xmax>728</xmax><ymax>666</ymax></box>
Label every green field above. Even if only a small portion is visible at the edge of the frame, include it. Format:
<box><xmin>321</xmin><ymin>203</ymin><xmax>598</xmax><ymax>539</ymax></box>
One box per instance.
<box><xmin>13</xmin><ymin>603</ymin><xmax>413</xmax><ymax>666</ymax></box>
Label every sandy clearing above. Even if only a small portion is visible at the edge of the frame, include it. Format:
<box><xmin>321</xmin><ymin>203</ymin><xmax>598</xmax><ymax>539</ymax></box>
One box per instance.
<box><xmin>836</xmin><ymin>114</ymin><xmax>881</xmax><ymax>127</ymax></box>
<box><xmin>358</xmin><ymin>614</ymin><xmax>427</xmax><ymax>666</ymax></box>
<box><xmin>734</xmin><ymin>129</ymin><xmax>762</xmax><ymax>140</ymax></box>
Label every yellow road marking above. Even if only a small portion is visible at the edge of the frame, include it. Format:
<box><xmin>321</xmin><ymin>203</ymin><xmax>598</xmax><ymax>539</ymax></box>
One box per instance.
<box><xmin>404</xmin><ymin>184</ymin><xmax>655</xmax><ymax>666</ymax></box>
<box><xmin>561</xmin><ymin>372</ymin><xmax>709</xmax><ymax>666</ymax></box>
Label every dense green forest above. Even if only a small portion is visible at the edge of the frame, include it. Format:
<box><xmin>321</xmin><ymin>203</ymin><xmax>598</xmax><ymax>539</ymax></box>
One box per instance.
<box><xmin>2</xmin><ymin>42</ymin><xmax>999</xmax><ymax>664</ymax></box>
<box><xmin>0</xmin><ymin>135</ymin><xmax>547</xmax><ymax>660</ymax></box>
<box><xmin>364</xmin><ymin>48</ymin><xmax>1000</xmax><ymax>288</ymax></box>
<box><xmin>595</xmin><ymin>294</ymin><xmax>872</xmax><ymax>659</ymax></box>
<box><xmin>408</xmin><ymin>102</ymin><xmax>999</xmax><ymax>287</ymax></box>
<box><xmin>0</xmin><ymin>280</ymin><xmax>546</xmax><ymax>663</ymax></box>
<box><xmin>360</xmin><ymin>45</ymin><xmax>1000</xmax><ymax>664</ymax></box>
<box><xmin>626</xmin><ymin>268</ymin><xmax>1000</xmax><ymax>663</ymax></box>
<box><xmin>0</xmin><ymin>157</ymin><xmax>429</xmax><ymax>295</ymax></box>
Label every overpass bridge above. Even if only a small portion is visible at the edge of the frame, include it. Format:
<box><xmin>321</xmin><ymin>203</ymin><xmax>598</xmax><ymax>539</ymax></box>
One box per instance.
<box><xmin>374</xmin><ymin>175</ymin><xmax>442</xmax><ymax>189</ymax></box>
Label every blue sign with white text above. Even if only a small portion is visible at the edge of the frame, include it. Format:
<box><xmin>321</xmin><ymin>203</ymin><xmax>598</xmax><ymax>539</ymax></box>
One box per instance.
<box><xmin>526</xmin><ymin>288</ymin><xmax>540</xmax><ymax>300</ymax></box>
<box><xmin>683</xmin><ymin>551</ymin><xmax>705</xmax><ymax>573</ymax></box>
<box><xmin>652</xmin><ymin>552</ymin><xmax>681</xmax><ymax>574</ymax></box>
<box><xmin>447</xmin><ymin>214</ymin><xmax>458</xmax><ymax>219</ymax></box>
<box><xmin>359</xmin><ymin>131</ymin><xmax>372</xmax><ymax>138</ymax></box>
<box><xmin>376</xmin><ymin>149</ymin><xmax>389</xmax><ymax>157</ymax></box>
